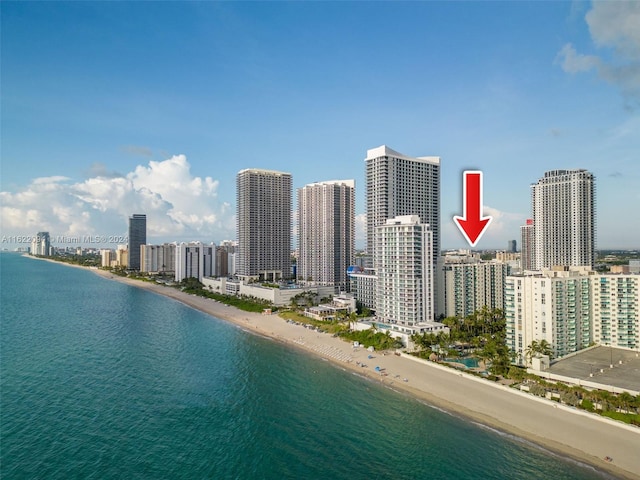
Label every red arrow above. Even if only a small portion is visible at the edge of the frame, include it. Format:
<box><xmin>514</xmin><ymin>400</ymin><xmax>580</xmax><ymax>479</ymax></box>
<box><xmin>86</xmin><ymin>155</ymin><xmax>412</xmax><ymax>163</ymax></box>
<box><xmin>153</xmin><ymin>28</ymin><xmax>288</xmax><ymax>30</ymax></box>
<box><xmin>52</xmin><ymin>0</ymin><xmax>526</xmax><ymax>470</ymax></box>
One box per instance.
<box><xmin>453</xmin><ymin>170</ymin><xmax>493</xmax><ymax>247</ymax></box>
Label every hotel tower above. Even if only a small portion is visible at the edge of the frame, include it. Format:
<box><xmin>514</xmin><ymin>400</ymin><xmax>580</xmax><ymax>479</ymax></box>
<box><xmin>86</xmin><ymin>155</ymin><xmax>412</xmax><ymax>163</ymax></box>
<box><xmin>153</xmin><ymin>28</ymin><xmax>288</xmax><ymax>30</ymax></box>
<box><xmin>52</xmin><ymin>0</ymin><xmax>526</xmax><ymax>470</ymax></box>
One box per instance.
<box><xmin>531</xmin><ymin>169</ymin><xmax>595</xmax><ymax>270</ymax></box>
<box><xmin>297</xmin><ymin>180</ymin><xmax>355</xmax><ymax>292</ymax></box>
<box><xmin>236</xmin><ymin>169</ymin><xmax>292</xmax><ymax>282</ymax></box>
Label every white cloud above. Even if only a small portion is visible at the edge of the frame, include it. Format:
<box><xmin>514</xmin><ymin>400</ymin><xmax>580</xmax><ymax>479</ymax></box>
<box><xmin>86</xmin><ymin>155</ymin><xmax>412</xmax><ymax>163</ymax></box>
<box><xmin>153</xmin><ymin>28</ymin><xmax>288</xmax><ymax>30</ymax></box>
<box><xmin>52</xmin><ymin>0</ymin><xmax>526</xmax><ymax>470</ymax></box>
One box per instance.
<box><xmin>586</xmin><ymin>1</ymin><xmax>640</xmax><ymax>60</ymax></box>
<box><xmin>557</xmin><ymin>1</ymin><xmax>640</xmax><ymax>102</ymax></box>
<box><xmin>32</xmin><ymin>176</ymin><xmax>71</xmax><ymax>185</ymax></box>
<box><xmin>556</xmin><ymin>43</ymin><xmax>601</xmax><ymax>74</ymax></box>
<box><xmin>0</xmin><ymin>155</ymin><xmax>234</xmax><ymax>246</ymax></box>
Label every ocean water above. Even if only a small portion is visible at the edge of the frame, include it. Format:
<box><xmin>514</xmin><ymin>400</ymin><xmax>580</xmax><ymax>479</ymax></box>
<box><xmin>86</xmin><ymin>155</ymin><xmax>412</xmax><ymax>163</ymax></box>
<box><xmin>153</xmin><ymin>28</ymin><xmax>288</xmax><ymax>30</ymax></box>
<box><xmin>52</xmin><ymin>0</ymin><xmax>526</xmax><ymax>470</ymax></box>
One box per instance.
<box><xmin>0</xmin><ymin>253</ymin><xmax>611</xmax><ymax>479</ymax></box>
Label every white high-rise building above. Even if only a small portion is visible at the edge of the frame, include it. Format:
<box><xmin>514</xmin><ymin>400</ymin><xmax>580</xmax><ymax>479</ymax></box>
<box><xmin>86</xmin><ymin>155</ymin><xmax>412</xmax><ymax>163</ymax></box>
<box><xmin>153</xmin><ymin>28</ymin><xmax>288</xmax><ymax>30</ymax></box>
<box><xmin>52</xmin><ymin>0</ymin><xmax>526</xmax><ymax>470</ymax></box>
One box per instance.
<box><xmin>531</xmin><ymin>170</ymin><xmax>595</xmax><ymax>270</ymax></box>
<box><xmin>100</xmin><ymin>249</ymin><xmax>115</xmax><ymax>268</ymax></box>
<box><xmin>141</xmin><ymin>243</ymin><xmax>176</xmax><ymax>274</ymax></box>
<box><xmin>30</xmin><ymin>232</ymin><xmax>51</xmax><ymax>256</ymax></box>
<box><xmin>236</xmin><ymin>169</ymin><xmax>292</xmax><ymax>282</ymax></box>
<box><xmin>374</xmin><ymin>215</ymin><xmax>433</xmax><ymax>325</ymax></box>
<box><xmin>505</xmin><ymin>268</ymin><xmax>639</xmax><ymax>365</ymax></box>
<box><xmin>591</xmin><ymin>274</ymin><xmax>639</xmax><ymax>349</ymax></box>
<box><xmin>175</xmin><ymin>242</ymin><xmax>216</xmax><ymax>282</ymax></box>
<box><xmin>297</xmin><ymin>180</ymin><xmax>355</xmax><ymax>292</ymax></box>
<box><xmin>365</xmin><ymin>146</ymin><xmax>441</xmax><ymax>315</ymax></box>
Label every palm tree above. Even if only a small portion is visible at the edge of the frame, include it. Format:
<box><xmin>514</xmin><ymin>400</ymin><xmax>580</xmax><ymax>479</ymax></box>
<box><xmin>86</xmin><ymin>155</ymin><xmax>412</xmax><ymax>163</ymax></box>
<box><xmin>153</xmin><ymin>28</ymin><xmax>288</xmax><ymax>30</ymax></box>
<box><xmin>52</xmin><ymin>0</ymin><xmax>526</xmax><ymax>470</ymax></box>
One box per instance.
<box><xmin>537</xmin><ymin>339</ymin><xmax>553</xmax><ymax>358</ymax></box>
<box><xmin>479</xmin><ymin>342</ymin><xmax>497</xmax><ymax>370</ymax></box>
<box><xmin>525</xmin><ymin>340</ymin><xmax>539</xmax><ymax>364</ymax></box>
<box><xmin>348</xmin><ymin>312</ymin><xmax>358</xmax><ymax>331</ymax></box>
<box><xmin>618</xmin><ymin>392</ymin><xmax>634</xmax><ymax>414</ymax></box>
<box><xmin>525</xmin><ymin>340</ymin><xmax>553</xmax><ymax>365</ymax></box>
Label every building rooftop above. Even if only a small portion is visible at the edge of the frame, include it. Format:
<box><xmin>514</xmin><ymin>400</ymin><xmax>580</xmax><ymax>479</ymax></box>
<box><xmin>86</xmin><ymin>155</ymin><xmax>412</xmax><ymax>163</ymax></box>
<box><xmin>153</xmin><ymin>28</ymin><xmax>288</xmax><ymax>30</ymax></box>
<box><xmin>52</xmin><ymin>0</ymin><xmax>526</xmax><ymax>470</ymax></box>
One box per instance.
<box><xmin>548</xmin><ymin>346</ymin><xmax>640</xmax><ymax>394</ymax></box>
<box><xmin>365</xmin><ymin>145</ymin><xmax>440</xmax><ymax>165</ymax></box>
<box><xmin>237</xmin><ymin>168</ymin><xmax>291</xmax><ymax>176</ymax></box>
<box><xmin>303</xmin><ymin>179</ymin><xmax>355</xmax><ymax>188</ymax></box>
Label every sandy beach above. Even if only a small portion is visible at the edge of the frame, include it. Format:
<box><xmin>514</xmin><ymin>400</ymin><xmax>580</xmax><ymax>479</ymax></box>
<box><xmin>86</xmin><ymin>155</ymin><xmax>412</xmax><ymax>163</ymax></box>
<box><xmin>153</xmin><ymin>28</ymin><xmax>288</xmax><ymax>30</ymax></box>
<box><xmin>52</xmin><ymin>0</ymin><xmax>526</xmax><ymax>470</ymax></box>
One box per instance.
<box><xmin>80</xmin><ymin>267</ymin><xmax>639</xmax><ymax>479</ymax></box>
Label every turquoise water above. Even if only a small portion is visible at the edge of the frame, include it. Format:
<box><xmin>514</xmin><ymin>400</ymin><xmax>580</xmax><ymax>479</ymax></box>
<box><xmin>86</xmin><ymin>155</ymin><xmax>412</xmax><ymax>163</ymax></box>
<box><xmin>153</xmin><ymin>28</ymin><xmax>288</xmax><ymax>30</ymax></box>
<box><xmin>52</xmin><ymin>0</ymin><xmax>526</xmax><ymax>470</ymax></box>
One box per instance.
<box><xmin>0</xmin><ymin>253</ymin><xmax>611</xmax><ymax>479</ymax></box>
<box><xmin>445</xmin><ymin>357</ymin><xmax>480</xmax><ymax>368</ymax></box>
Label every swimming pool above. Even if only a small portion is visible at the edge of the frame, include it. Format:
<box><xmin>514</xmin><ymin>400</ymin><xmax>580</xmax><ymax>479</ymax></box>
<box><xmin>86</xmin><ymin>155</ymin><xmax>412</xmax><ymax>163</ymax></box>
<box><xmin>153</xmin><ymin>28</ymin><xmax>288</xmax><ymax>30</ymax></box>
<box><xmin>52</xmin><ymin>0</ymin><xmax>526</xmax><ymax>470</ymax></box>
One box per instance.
<box><xmin>444</xmin><ymin>357</ymin><xmax>480</xmax><ymax>368</ymax></box>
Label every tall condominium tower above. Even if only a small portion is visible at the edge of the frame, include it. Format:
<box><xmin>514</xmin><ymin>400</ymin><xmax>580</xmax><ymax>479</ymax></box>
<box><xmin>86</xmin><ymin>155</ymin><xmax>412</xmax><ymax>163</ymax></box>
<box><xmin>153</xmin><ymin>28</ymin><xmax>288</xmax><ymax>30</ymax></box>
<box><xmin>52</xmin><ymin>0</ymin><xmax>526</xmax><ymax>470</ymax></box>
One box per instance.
<box><xmin>128</xmin><ymin>214</ymin><xmax>147</xmax><ymax>271</ymax></box>
<box><xmin>298</xmin><ymin>180</ymin><xmax>355</xmax><ymax>292</ymax></box>
<box><xmin>365</xmin><ymin>145</ymin><xmax>441</xmax><ymax>316</ymax></box>
<box><xmin>374</xmin><ymin>215</ymin><xmax>433</xmax><ymax>325</ymax></box>
<box><xmin>140</xmin><ymin>243</ymin><xmax>176</xmax><ymax>274</ymax></box>
<box><xmin>531</xmin><ymin>170</ymin><xmax>595</xmax><ymax>270</ymax></box>
<box><xmin>365</xmin><ymin>146</ymin><xmax>440</xmax><ymax>255</ymax></box>
<box><xmin>30</xmin><ymin>231</ymin><xmax>51</xmax><ymax>256</ymax></box>
<box><xmin>174</xmin><ymin>242</ymin><xmax>216</xmax><ymax>282</ymax></box>
<box><xmin>236</xmin><ymin>169</ymin><xmax>292</xmax><ymax>281</ymax></box>
<box><xmin>520</xmin><ymin>219</ymin><xmax>534</xmax><ymax>271</ymax></box>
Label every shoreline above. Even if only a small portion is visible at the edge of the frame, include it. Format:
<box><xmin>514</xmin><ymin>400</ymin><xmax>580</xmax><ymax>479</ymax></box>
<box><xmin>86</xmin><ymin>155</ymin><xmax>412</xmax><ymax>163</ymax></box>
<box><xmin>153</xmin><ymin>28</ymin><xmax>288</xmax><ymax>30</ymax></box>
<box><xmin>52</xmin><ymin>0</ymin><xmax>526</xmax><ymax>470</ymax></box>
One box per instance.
<box><xmin>25</xmin><ymin>257</ymin><xmax>640</xmax><ymax>479</ymax></box>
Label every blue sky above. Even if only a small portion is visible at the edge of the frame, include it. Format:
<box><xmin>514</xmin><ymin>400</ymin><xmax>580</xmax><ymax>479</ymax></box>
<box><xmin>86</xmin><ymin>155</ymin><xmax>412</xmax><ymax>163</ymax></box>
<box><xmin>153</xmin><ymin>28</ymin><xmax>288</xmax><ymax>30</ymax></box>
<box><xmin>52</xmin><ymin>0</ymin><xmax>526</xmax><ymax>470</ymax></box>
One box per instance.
<box><xmin>2</xmin><ymin>1</ymin><xmax>639</xmax><ymax>250</ymax></box>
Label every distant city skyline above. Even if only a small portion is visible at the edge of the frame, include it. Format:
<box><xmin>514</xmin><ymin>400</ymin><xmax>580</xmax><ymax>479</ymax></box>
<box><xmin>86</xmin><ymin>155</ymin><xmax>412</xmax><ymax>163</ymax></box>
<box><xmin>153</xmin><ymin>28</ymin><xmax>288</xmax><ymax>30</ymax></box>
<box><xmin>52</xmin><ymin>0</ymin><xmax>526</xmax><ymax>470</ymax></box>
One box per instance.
<box><xmin>1</xmin><ymin>2</ymin><xmax>639</xmax><ymax>249</ymax></box>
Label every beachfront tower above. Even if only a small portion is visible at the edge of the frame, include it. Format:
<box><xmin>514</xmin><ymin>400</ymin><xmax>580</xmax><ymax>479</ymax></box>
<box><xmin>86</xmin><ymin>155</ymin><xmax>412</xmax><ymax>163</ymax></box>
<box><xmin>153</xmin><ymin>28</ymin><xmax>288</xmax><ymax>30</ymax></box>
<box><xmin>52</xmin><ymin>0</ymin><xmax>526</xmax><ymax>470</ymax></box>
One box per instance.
<box><xmin>531</xmin><ymin>170</ymin><xmax>595</xmax><ymax>270</ymax></box>
<box><xmin>30</xmin><ymin>232</ymin><xmax>51</xmax><ymax>256</ymax></box>
<box><xmin>297</xmin><ymin>180</ymin><xmax>355</xmax><ymax>292</ymax></box>
<box><xmin>236</xmin><ymin>168</ymin><xmax>292</xmax><ymax>282</ymax></box>
<box><xmin>374</xmin><ymin>215</ymin><xmax>434</xmax><ymax>325</ymax></box>
<box><xmin>365</xmin><ymin>145</ymin><xmax>441</xmax><ymax>315</ymax></box>
<box><xmin>128</xmin><ymin>214</ymin><xmax>146</xmax><ymax>271</ymax></box>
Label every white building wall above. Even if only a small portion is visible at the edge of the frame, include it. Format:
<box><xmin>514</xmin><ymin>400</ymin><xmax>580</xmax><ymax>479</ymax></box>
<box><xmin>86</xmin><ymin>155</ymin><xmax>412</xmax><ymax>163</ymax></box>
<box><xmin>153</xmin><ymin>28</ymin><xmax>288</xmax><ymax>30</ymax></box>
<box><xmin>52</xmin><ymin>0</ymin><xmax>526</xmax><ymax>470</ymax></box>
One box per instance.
<box><xmin>175</xmin><ymin>242</ymin><xmax>213</xmax><ymax>282</ymax></box>
<box><xmin>591</xmin><ymin>275</ymin><xmax>639</xmax><ymax>349</ymax></box>
<box><xmin>506</xmin><ymin>269</ymin><xmax>638</xmax><ymax>366</ymax></box>
<box><xmin>101</xmin><ymin>249</ymin><xmax>114</xmax><ymax>268</ymax></box>
<box><xmin>374</xmin><ymin>215</ymin><xmax>433</xmax><ymax>325</ymax></box>
<box><xmin>201</xmin><ymin>278</ymin><xmax>335</xmax><ymax>307</ymax></box>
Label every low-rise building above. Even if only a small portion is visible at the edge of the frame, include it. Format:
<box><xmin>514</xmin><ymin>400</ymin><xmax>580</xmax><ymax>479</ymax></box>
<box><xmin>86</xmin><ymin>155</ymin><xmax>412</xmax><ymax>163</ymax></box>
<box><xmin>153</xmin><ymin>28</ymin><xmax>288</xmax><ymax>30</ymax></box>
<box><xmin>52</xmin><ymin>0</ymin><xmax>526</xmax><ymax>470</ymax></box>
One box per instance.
<box><xmin>349</xmin><ymin>268</ymin><xmax>377</xmax><ymax>312</ymax></box>
<box><xmin>304</xmin><ymin>293</ymin><xmax>357</xmax><ymax>321</ymax></box>
<box><xmin>201</xmin><ymin>277</ymin><xmax>335</xmax><ymax>307</ymax></box>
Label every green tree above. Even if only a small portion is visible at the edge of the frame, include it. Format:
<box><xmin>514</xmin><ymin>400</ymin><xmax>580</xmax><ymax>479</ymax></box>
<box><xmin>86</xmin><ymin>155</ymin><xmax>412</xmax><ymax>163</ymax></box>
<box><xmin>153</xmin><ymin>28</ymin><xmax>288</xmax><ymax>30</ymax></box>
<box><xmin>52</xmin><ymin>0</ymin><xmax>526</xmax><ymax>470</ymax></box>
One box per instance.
<box><xmin>525</xmin><ymin>340</ymin><xmax>553</xmax><ymax>365</ymax></box>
